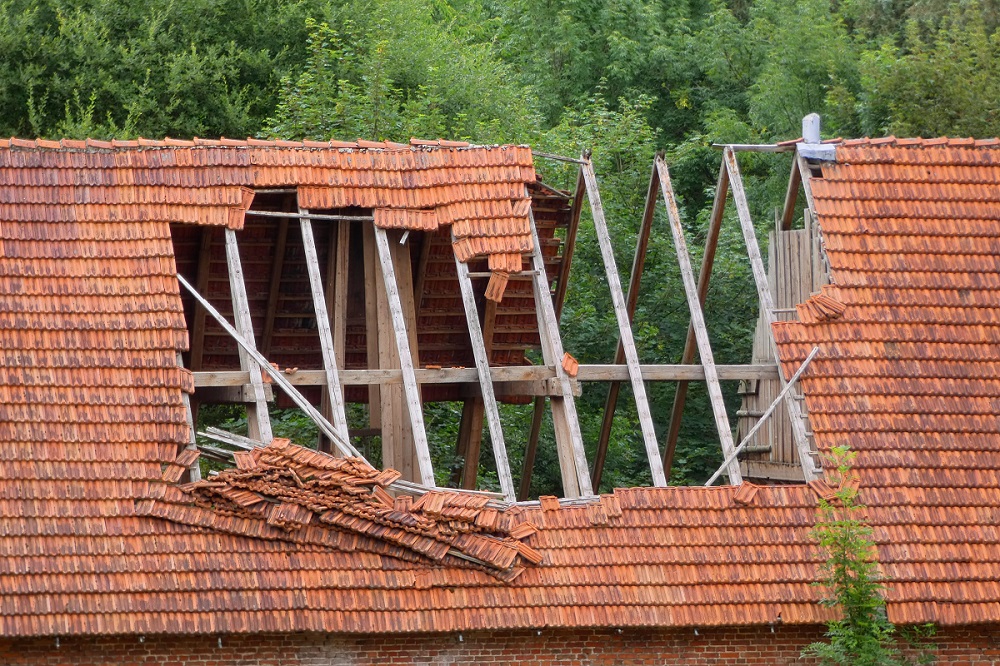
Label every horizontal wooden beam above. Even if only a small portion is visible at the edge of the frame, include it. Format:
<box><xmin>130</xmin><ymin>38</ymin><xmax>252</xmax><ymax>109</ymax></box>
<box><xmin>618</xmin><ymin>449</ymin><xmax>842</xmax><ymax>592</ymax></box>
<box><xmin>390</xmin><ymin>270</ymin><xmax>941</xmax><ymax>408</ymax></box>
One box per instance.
<box><xmin>194</xmin><ymin>364</ymin><xmax>778</xmax><ymax>388</ymax></box>
<box><xmin>195</xmin><ymin>384</ymin><xmax>275</xmax><ymax>403</ymax></box>
<box><xmin>711</xmin><ymin>143</ymin><xmax>796</xmax><ymax>153</ymax></box>
<box><xmin>739</xmin><ymin>459</ymin><xmax>806</xmax><ymax>482</ymax></box>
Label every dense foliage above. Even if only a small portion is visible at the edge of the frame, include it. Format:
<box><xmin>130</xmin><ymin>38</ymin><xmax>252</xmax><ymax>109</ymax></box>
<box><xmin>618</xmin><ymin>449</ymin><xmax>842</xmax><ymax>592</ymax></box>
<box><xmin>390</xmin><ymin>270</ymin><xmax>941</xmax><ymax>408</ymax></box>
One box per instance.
<box><xmin>9</xmin><ymin>0</ymin><xmax>999</xmax><ymax>493</ymax></box>
<box><xmin>803</xmin><ymin>447</ymin><xmax>936</xmax><ymax>665</ymax></box>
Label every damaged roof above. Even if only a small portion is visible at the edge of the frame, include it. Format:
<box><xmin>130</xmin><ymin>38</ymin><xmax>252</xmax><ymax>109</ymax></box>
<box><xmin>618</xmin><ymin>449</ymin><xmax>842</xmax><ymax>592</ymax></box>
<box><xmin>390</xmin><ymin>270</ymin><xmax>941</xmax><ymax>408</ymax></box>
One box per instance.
<box><xmin>2</xmin><ymin>136</ymin><xmax>1000</xmax><ymax>636</ymax></box>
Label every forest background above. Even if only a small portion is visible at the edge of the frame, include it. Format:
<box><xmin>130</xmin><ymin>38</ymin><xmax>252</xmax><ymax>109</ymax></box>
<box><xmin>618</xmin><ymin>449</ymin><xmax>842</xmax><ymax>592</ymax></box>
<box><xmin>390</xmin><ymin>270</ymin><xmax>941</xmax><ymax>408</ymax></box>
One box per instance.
<box><xmin>4</xmin><ymin>0</ymin><xmax>996</xmax><ymax>494</ymax></box>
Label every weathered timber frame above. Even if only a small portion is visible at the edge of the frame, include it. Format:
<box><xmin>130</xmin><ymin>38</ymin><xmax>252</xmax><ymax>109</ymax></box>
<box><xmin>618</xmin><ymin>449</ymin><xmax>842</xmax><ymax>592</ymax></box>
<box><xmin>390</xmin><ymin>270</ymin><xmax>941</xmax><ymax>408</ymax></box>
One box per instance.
<box><xmin>184</xmin><ymin>139</ymin><xmax>824</xmax><ymax>500</ymax></box>
<box><xmin>581</xmin><ymin>159</ymin><xmax>666</xmax><ymax>487</ymax></box>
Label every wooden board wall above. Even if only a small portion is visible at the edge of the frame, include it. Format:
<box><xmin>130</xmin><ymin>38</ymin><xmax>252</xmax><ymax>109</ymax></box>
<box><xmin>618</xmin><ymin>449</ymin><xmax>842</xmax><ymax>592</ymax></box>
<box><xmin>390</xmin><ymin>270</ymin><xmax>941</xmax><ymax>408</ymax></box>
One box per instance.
<box><xmin>737</xmin><ymin>210</ymin><xmax>827</xmax><ymax>481</ymax></box>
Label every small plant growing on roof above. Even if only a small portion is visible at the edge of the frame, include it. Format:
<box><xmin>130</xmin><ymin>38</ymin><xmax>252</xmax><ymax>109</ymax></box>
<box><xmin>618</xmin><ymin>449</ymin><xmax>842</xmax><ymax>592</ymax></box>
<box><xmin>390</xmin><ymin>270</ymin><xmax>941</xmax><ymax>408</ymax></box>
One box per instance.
<box><xmin>802</xmin><ymin>445</ymin><xmax>936</xmax><ymax>666</ymax></box>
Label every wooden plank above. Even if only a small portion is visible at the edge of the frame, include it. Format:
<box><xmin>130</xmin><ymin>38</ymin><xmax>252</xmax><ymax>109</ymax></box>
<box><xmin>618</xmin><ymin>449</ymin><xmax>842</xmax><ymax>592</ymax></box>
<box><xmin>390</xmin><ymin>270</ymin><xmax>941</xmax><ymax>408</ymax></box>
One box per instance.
<box><xmin>193</xmin><ymin>364</ymin><xmax>779</xmax><ymax>387</ymax></box>
<box><xmin>455</xmin><ymin>253</ymin><xmax>516</xmax><ymax>501</ymax></box>
<box><xmin>362</xmin><ymin>224</ymin><xmax>382</xmax><ymax>432</ymax></box>
<box><xmin>374</xmin><ymin>225</ymin><xmax>435</xmax><ymax>487</ymax></box>
<box><xmin>299</xmin><ymin>212</ymin><xmax>350</xmax><ymax>443</ymax></box>
<box><xmin>224</xmin><ymin>228</ymin><xmax>273</xmax><ymax>443</ymax></box>
<box><xmin>552</xmin><ymin>169</ymin><xmax>585</xmax><ymax>316</ymax></box>
<box><xmin>260</xmin><ymin>218</ymin><xmax>289</xmax><ymax>356</ymax></box>
<box><xmin>528</xmin><ymin>204</ymin><xmax>592</xmax><ymax>497</ymax></box>
<box><xmin>662</xmin><ymin>158</ymin><xmax>729</xmax><ymax>478</ymax></box>
<box><xmin>581</xmin><ymin>159</ymin><xmax>665</xmax><ymax>487</ymax></box>
<box><xmin>177</xmin><ymin>353</ymin><xmax>201</xmax><ymax>482</ymax></box>
<box><xmin>594</xmin><ymin>160</ymin><xmax>660</xmax><ymax>489</ymax></box>
<box><xmin>656</xmin><ymin>156</ymin><xmax>741</xmax><ymax>484</ymax></box>
<box><xmin>518</xmin><ymin>396</ymin><xmax>545</xmax><ymax>500</ymax></box>
<box><xmin>521</xmin><ymin>170</ymin><xmax>559</xmax><ymax>498</ymax></box>
<box><xmin>461</xmin><ymin>290</ymin><xmax>498</xmax><ymax>493</ymax></box>
<box><xmin>725</xmin><ymin>147</ymin><xmax>817</xmax><ymax>481</ymax></box>
<box><xmin>578</xmin><ymin>364</ymin><xmax>779</xmax><ymax>382</ymax></box>
<box><xmin>189</xmin><ymin>227</ymin><xmax>213</xmax><ymax>371</ymax></box>
<box><xmin>740</xmin><ymin>459</ymin><xmax>810</xmax><ymax>482</ymax></box>
<box><xmin>780</xmin><ymin>157</ymin><xmax>802</xmax><ymax>231</ymax></box>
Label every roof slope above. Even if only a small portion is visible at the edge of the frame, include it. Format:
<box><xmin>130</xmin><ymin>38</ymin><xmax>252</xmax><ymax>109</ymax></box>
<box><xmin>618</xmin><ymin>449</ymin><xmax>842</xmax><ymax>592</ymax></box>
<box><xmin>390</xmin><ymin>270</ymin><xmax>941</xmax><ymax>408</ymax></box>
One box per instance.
<box><xmin>774</xmin><ymin>138</ymin><xmax>1000</xmax><ymax>626</ymax></box>
<box><xmin>0</xmin><ymin>138</ymin><xmax>828</xmax><ymax>637</ymax></box>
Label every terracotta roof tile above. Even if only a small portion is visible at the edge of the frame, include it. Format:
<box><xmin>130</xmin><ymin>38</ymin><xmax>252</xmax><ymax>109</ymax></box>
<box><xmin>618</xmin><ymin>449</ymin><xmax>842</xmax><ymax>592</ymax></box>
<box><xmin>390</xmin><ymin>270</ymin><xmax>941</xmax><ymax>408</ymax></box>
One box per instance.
<box><xmin>0</xmin><ymin>136</ymin><xmax>837</xmax><ymax>637</ymax></box>
<box><xmin>774</xmin><ymin>139</ymin><xmax>1000</xmax><ymax>626</ymax></box>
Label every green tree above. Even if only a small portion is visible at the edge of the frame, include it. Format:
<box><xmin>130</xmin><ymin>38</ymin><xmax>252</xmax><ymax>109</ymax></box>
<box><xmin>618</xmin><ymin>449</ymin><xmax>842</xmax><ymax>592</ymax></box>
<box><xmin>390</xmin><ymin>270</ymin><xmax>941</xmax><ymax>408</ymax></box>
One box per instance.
<box><xmin>264</xmin><ymin>3</ymin><xmax>541</xmax><ymax>143</ymax></box>
<box><xmin>0</xmin><ymin>0</ymin><xmax>325</xmax><ymax>139</ymax></box>
<box><xmin>860</xmin><ymin>2</ymin><xmax>1000</xmax><ymax>137</ymax></box>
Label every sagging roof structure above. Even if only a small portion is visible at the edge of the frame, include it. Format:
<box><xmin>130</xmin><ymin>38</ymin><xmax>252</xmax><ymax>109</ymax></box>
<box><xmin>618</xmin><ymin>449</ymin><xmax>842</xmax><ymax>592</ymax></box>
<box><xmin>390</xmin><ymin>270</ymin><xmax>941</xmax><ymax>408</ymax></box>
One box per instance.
<box><xmin>2</xmin><ymin>128</ymin><xmax>1000</xmax><ymax>637</ymax></box>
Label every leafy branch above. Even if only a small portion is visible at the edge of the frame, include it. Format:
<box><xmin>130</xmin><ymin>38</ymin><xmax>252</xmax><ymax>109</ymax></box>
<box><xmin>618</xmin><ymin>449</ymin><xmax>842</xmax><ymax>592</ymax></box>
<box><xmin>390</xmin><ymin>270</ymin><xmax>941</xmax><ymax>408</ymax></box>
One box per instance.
<box><xmin>803</xmin><ymin>446</ymin><xmax>936</xmax><ymax>666</ymax></box>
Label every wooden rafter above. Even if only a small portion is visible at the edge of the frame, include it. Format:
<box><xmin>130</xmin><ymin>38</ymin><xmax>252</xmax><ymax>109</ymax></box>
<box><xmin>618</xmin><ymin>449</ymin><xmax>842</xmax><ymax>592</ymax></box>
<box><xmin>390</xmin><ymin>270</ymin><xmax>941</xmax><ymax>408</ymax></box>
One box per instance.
<box><xmin>455</xmin><ymin>254</ymin><xmax>515</xmax><ymax>501</ymax></box>
<box><xmin>300</xmin><ymin>210</ymin><xmax>350</xmax><ymax>443</ymax></box>
<box><xmin>528</xmin><ymin>205</ymin><xmax>592</xmax><ymax>498</ymax></box>
<box><xmin>724</xmin><ymin>147</ymin><xmax>817</xmax><ymax>481</ymax></box>
<box><xmin>656</xmin><ymin>156</ymin><xmax>741</xmax><ymax>484</ymax></box>
<box><xmin>581</xmin><ymin>158</ymin><xmax>665</xmax><ymax>487</ymax></box>
<box><xmin>520</xmin><ymin>174</ymin><xmax>582</xmax><ymax>500</ymax></box>
<box><xmin>662</xmin><ymin>159</ymin><xmax>729</xmax><ymax>478</ymax></box>
<box><xmin>224</xmin><ymin>228</ymin><xmax>273</xmax><ymax>443</ymax></box>
<box><xmin>593</xmin><ymin>159</ymin><xmax>659</xmax><ymax>489</ymax></box>
<box><xmin>780</xmin><ymin>157</ymin><xmax>802</xmax><ymax>231</ymax></box>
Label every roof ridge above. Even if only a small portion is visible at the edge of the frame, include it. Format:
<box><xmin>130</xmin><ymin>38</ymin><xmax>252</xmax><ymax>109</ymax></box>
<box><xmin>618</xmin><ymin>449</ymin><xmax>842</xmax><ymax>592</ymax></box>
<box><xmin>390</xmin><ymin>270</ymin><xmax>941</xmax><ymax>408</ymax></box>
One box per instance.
<box><xmin>0</xmin><ymin>136</ymin><xmax>528</xmax><ymax>152</ymax></box>
<box><xmin>839</xmin><ymin>136</ymin><xmax>1000</xmax><ymax>148</ymax></box>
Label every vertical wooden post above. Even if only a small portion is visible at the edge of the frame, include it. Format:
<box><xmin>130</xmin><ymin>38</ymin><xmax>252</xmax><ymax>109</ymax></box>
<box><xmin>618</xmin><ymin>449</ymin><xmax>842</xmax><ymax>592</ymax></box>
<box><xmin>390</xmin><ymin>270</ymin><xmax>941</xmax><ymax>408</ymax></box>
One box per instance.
<box><xmin>362</xmin><ymin>225</ymin><xmax>382</xmax><ymax>434</ymax></box>
<box><xmin>518</xmin><ymin>397</ymin><xmax>545</xmax><ymax>500</ymax></box>
<box><xmin>189</xmin><ymin>227</ymin><xmax>213</xmax><ymax>372</ymax></box>
<box><xmin>224</xmin><ymin>228</ymin><xmax>273</xmax><ymax>443</ymax></box>
<box><xmin>593</xmin><ymin>159</ymin><xmax>660</xmax><ymax>489</ymax></box>
<box><xmin>724</xmin><ymin>147</ymin><xmax>817</xmax><ymax>481</ymax></box>
<box><xmin>260</xmin><ymin>218</ymin><xmax>289</xmax><ymax>356</ymax></box>
<box><xmin>454</xmin><ymin>254</ymin><xmax>516</xmax><ymax>501</ymax></box>
<box><xmin>300</xmin><ymin>211</ymin><xmax>351</xmax><ymax>443</ymax></box>
<box><xmin>459</xmin><ymin>297</ymin><xmax>496</xmax><ymax>490</ymax></box>
<box><xmin>318</xmin><ymin>220</ymin><xmax>348</xmax><ymax>453</ymax></box>
<box><xmin>373</xmin><ymin>225</ymin><xmax>435</xmax><ymax>487</ymax></box>
<box><xmin>528</xmin><ymin>205</ymin><xmax>592</xmax><ymax>498</ymax></box>
<box><xmin>327</xmin><ymin>221</ymin><xmax>351</xmax><ymax>360</ymax></box>
<box><xmin>457</xmin><ymin>399</ymin><xmax>484</xmax><ymax>488</ymax></box>
<box><xmin>581</xmin><ymin>159</ymin><xmax>666</xmax><ymax>487</ymax></box>
<box><xmin>662</xmin><ymin>159</ymin><xmax>729</xmax><ymax>478</ymax></box>
<box><xmin>656</xmin><ymin>156</ymin><xmax>742</xmax><ymax>484</ymax></box>
<box><xmin>177</xmin><ymin>352</ymin><xmax>201</xmax><ymax>482</ymax></box>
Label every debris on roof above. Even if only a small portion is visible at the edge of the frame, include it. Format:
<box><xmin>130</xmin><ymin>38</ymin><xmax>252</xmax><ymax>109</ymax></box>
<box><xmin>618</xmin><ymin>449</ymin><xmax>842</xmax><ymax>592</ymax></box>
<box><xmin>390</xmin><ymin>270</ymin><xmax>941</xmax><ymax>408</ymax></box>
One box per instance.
<box><xmin>141</xmin><ymin>438</ymin><xmax>536</xmax><ymax>580</ymax></box>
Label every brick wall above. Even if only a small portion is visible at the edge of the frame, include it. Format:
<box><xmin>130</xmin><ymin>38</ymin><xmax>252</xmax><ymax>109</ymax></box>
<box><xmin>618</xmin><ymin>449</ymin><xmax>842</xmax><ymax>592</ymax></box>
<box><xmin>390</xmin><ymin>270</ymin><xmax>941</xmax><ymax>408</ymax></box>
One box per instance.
<box><xmin>1</xmin><ymin>624</ymin><xmax>997</xmax><ymax>665</ymax></box>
